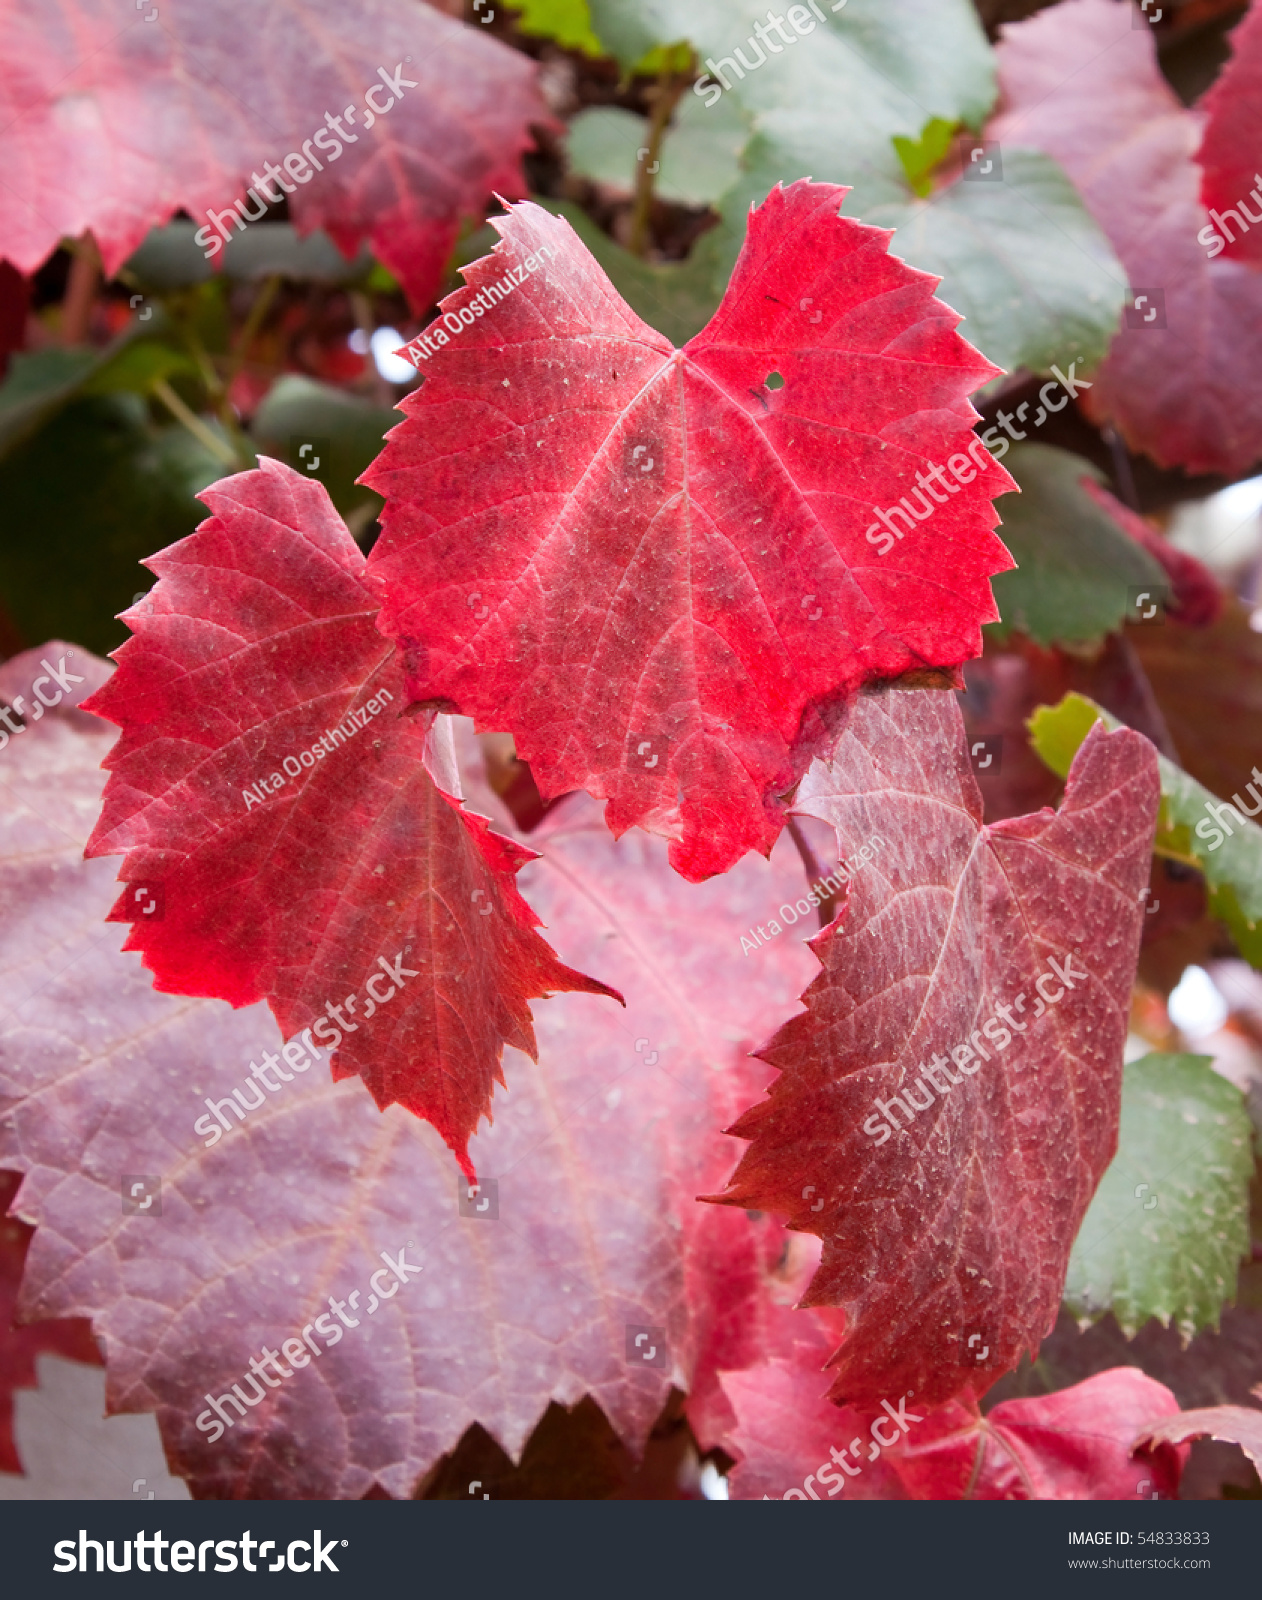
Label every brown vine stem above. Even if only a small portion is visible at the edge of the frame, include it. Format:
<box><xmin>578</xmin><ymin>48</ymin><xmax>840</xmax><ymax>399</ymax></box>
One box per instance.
<box><xmin>627</xmin><ymin>64</ymin><xmax>692</xmax><ymax>258</ymax></box>
<box><xmin>785</xmin><ymin>814</ymin><xmax>836</xmax><ymax>929</ymax></box>
<box><xmin>60</xmin><ymin>234</ymin><xmax>100</xmax><ymax>345</ymax></box>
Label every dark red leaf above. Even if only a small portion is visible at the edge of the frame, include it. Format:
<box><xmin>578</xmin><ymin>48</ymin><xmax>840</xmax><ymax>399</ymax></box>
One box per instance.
<box><xmin>1130</xmin><ymin>596</ymin><xmax>1262</xmax><ymax>806</ymax></box>
<box><xmin>710</xmin><ymin>687</ymin><xmax>1160</xmax><ymax>1408</ymax></box>
<box><xmin>363</xmin><ymin>182</ymin><xmax>1016</xmax><ymax>883</ymax></box>
<box><xmin>82</xmin><ymin>459</ymin><xmax>619</xmax><ymax>1177</ymax></box>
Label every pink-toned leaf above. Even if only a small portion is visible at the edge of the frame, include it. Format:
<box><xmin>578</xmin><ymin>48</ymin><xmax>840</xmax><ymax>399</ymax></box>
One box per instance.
<box><xmin>363</xmin><ymin>182</ymin><xmax>1016</xmax><ymax>883</ymax></box>
<box><xmin>710</xmin><ymin>688</ymin><xmax>1160</xmax><ymax>1408</ymax></box>
<box><xmin>719</xmin><ymin>1306</ymin><xmax>1185</xmax><ymax>1499</ymax></box>
<box><xmin>890</xmin><ymin>1370</ymin><xmax>1186</xmax><ymax>1500</ymax></box>
<box><xmin>0</xmin><ymin>678</ymin><xmax>818</xmax><ymax>1496</ymax></box>
<box><xmin>1196</xmin><ymin>2</ymin><xmax>1262</xmax><ymax>267</ymax></box>
<box><xmin>81</xmin><ymin>458</ymin><xmax>619</xmax><ymax>1178</ymax></box>
<box><xmin>0</xmin><ymin>0</ymin><xmax>549</xmax><ymax>309</ymax></box>
<box><xmin>721</xmin><ymin>1357</ymin><xmax>910</xmax><ymax>1500</ymax></box>
<box><xmin>989</xmin><ymin>0</ymin><xmax>1262</xmax><ymax>476</ymax></box>
<box><xmin>1135</xmin><ymin>1399</ymin><xmax>1262</xmax><ymax>1477</ymax></box>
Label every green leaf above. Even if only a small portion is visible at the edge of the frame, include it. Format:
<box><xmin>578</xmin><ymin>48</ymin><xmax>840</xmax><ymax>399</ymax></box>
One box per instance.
<box><xmin>588</xmin><ymin>0</ymin><xmax>1124</xmax><ymax>378</ymax></box>
<box><xmin>124</xmin><ymin>222</ymin><xmax>373</xmax><ymax>290</ymax></box>
<box><xmin>537</xmin><ymin>198</ymin><xmax>723</xmax><ymax>345</ymax></box>
<box><xmin>0</xmin><ymin>395</ymin><xmax>228</xmax><ymax>655</ymax></box>
<box><xmin>0</xmin><ymin>310</ymin><xmax>186</xmax><ymax>459</ymax></box>
<box><xmin>632</xmin><ymin>40</ymin><xmax>694</xmax><ymax>75</ymax></box>
<box><xmin>864</xmin><ymin>151</ymin><xmax>1126</xmax><ymax>377</ymax></box>
<box><xmin>599</xmin><ymin>0</ymin><xmax>996</xmax><ymax>264</ymax></box>
<box><xmin>250</xmin><ymin>376</ymin><xmax>398</xmax><ymax>520</ymax></box>
<box><xmin>987</xmin><ymin>445</ymin><xmax>1165</xmax><ymax>649</ymax></box>
<box><xmin>892</xmin><ymin>115</ymin><xmax>958</xmax><ymax>198</ymax></box>
<box><xmin>503</xmin><ymin>0</ymin><xmax>605</xmax><ymax>56</ymax></box>
<box><xmin>565</xmin><ymin>90</ymin><xmax>748</xmax><ymax>206</ymax></box>
<box><xmin>1028</xmin><ymin>692</ymin><xmax>1262</xmax><ymax>961</ymax></box>
<box><xmin>80</xmin><ymin>341</ymin><xmax>200</xmax><ymax>398</ymax></box>
<box><xmin>0</xmin><ymin>348</ymin><xmax>97</xmax><ymax>456</ymax></box>
<box><xmin>1065</xmin><ymin>1052</ymin><xmax>1253</xmax><ymax>1340</ymax></box>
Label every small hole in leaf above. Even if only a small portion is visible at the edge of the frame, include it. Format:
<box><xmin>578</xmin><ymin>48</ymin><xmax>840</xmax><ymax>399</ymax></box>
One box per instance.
<box><xmin>765</xmin><ymin>371</ymin><xmax>784</xmax><ymax>390</ymax></box>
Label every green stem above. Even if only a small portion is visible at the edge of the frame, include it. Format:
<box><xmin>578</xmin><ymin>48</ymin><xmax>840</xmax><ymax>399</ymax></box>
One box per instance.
<box><xmin>151</xmin><ymin>377</ymin><xmax>239</xmax><ymax>469</ymax></box>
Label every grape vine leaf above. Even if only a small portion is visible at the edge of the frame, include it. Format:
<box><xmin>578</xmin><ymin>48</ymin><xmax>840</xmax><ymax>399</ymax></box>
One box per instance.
<box><xmin>720</xmin><ymin>1359</ymin><xmax>910</xmax><ymax>1500</ymax></box>
<box><xmin>1028</xmin><ymin>692</ymin><xmax>1262</xmax><ymax>970</ymax></box>
<box><xmin>1130</xmin><ymin>597</ymin><xmax>1262</xmax><ymax>810</ymax></box>
<box><xmin>718</xmin><ymin>1311</ymin><xmax>1186</xmax><ymax>1498</ymax></box>
<box><xmin>893</xmin><ymin>118</ymin><xmax>960</xmax><ymax>201</ymax></box>
<box><xmin>985</xmin><ymin>445</ymin><xmax>1165</xmax><ymax>649</ymax></box>
<box><xmin>363</xmin><ymin>183</ymin><xmax>1016</xmax><ymax>883</ymax></box>
<box><xmin>709</xmin><ymin>687</ymin><xmax>1160</xmax><ymax>1408</ymax></box>
<box><xmin>0</xmin><ymin>0</ymin><xmax>549</xmax><ymax>310</ymax></box>
<box><xmin>958</xmin><ymin>633</ymin><xmax>1178</xmax><ymax>832</ymax></box>
<box><xmin>81</xmin><ymin>459</ymin><xmax>621</xmax><ymax>1178</ymax></box>
<box><xmin>1065</xmin><ymin>1052</ymin><xmax>1253</xmax><ymax>1341</ymax></box>
<box><xmin>1135</xmin><ymin>1399</ymin><xmax>1262</xmax><ymax>1478</ymax></box>
<box><xmin>0</xmin><ymin>675</ymin><xmax>817</xmax><ymax>1496</ymax></box>
<box><xmin>990</xmin><ymin>0</ymin><xmax>1262</xmax><ymax>476</ymax></box>
<box><xmin>887</xmin><ymin>1368</ymin><xmax>1186</xmax><ymax>1499</ymax></box>
<box><xmin>1195</xmin><ymin>1</ymin><xmax>1262</xmax><ymax>268</ymax></box>
<box><xmin>536</xmin><ymin>199</ymin><xmax>725</xmax><ymax>347</ymax></box>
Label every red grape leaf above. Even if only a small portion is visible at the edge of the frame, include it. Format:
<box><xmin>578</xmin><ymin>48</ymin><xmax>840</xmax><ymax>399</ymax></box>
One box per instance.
<box><xmin>990</xmin><ymin>0</ymin><xmax>1262</xmax><ymax>476</ymax></box>
<box><xmin>722</xmin><ymin>1337</ymin><xmax>1185</xmax><ymax>1500</ymax></box>
<box><xmin>1134</xmin><ymin>1398</ymin><xmax>1262</xmax><ymax>1476</ymax></box>
<box><xmin>363</xmin><ymin>181</ymin><xmax>1016</xmax><ymax>883</ymax></box>
<box><xmin>0</xmin><ymin>0</ymin><xmax>548</xmax><ymax>310</ymax></box>
<box><xmin>890</xmin><ymin>1369</ymin><xmax>1186</xmax><ymax>1500</ymax></box>
<box><xmin>0</xmin><ymin>1170</ymin><xmax>103</xmax><ymax>1475</ymax></box>
<box><xmin>1195</xmin><ymin>2</ymin><xmax>1262</xmax><ymax>268</ymax></box>
<box><xmin>81</xmin><ymin>458</ymin><xmax>619</xmax><ymax>1179</ymax></box>
<box><xmin>1131</xmin><ymin>596</ymin><xmax>1262</xmax><ymax>809</ymax></box>
<box><xmin>720</xmin><ymin>1357</ymin><xmax>910</xmax><ymax>1501</ymax></box>
<box><xmin>0</xmin><ymin>676</ymin><xmax>818</xmax><ymax>1496</ymax></box>
<box><xmin>709</xmin><ymin>687</ymin><xmax>1160</xmax><ymax>1409</ymax></box>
